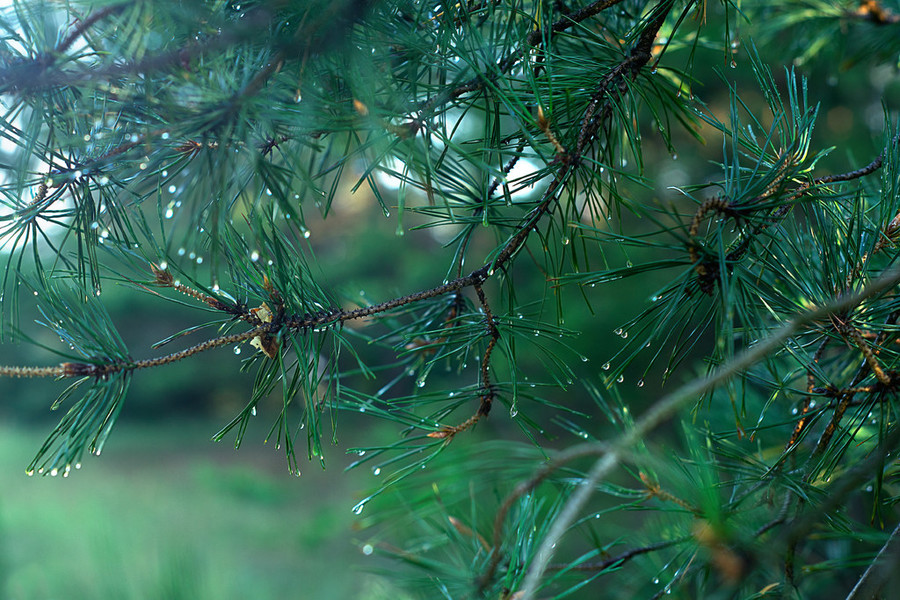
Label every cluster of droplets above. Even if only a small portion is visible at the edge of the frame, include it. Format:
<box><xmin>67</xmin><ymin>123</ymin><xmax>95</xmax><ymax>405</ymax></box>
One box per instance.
<box><xmin>27</xmin><ymin>462</ymin><xmax>82</xmax><ymax>478</ymax></box>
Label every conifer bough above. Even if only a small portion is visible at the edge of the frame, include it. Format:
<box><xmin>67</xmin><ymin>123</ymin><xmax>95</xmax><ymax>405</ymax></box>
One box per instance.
<box><xmin>2</xmin><ymin>0</ymin><xmax>900</xmax><ymax>598</ymax></box>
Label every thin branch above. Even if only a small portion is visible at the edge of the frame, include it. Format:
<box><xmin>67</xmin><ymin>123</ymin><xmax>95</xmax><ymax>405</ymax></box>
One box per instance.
<box><xmin>845</xmin><ymin>521</ymin><xmax>900</xmax><ymax>600</ymax></box>
<box><xmin>545</xmin><ymin>538</ymin><xmax>685</xmax><ymax>572</ymax></box>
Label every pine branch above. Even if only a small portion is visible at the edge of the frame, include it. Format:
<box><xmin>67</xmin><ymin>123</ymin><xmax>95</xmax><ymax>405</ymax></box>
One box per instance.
<box><xmin>417</xmin><ymin>0</ymin><xmax>629</xmax><ymax>117</ymax></box>
<box><xmin>515</xmin><ymin>265</ymin><xmax>900</xmax><ymax>599</ymax></box>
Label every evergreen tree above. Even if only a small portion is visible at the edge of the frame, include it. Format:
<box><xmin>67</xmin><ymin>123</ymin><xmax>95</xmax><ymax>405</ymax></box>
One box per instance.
<box><xmin>2</xmin><ymin>0</ymin><xmax>900</xmax><ymax>598</ymax></box>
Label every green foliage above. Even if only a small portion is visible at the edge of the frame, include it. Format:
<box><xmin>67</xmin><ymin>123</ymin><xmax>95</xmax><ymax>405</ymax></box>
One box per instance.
<box><xmin>3</xmin><ymin>0</ymin><xmax>900</xmax><ymax>598</ymax></box>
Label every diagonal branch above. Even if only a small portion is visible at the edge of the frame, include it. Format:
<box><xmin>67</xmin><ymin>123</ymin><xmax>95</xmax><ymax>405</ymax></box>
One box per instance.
<box><xmin>514</xmin><ymin>264</ymin><xmax>900</xmax><ymax>599</ymax></box>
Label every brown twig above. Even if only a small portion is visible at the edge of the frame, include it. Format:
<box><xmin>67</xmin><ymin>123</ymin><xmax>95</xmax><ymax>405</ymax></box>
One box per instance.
<box><xmin>428</xmin><ymin>284</ymin><xmax>499</xmax><ymax>438</ymax></box>
<box><xmin>834</xmin><ymin>317</ymin><xmax>891</xmax><ymax>385</ymax></box>
<box><xmin>640</xmin><ymin>471</ymin><xmax>700</xmax><ymax>513</ymax></box>
<box><xmin>545</xmin><ymin>538</ymin><xmax>684</xmax><ymax>572</ymax></box>
<box><xmin>787</xmin><ymin>340</ymin><xmax>829</xmax><ymax>449</ymax></box>
<box><xmin>724</xmin><ymin>130</ymin><xmax>900</xmax><ymax>267</ymax></box>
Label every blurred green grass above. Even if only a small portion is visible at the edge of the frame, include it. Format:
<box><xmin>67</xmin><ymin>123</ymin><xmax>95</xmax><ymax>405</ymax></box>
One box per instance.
<box><xmin>0</xmin><ymin>420</ymin><xmax>409</xmax><ymax>600</ymax></box>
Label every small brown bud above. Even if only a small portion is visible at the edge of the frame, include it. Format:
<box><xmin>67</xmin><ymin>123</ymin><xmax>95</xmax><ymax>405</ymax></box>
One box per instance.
<box><xmin>537</xmin><ymin>105</ymin><xmax>548</xmax><ymax>129</ymax></box>
<box><xmin>61</xmin><ymin>362</ymin><xmax>95</xmax><ymax>377</ymax></box>
<box><xmin>150</xmin><ymin>263</ymin><xmax>174</xmax><ymax>286</ymax></box>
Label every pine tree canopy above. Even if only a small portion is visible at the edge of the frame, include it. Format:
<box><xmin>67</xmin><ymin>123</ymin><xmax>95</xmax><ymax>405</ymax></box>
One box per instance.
<box><xmin>3</xmin><ymin>0</ymin><xmax>900</xmax><ymax>597</ymax></box>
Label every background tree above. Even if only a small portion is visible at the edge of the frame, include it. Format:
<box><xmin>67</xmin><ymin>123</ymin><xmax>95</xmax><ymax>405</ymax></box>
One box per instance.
<box><xmin>2</xmin><ymin>0</ymin><xmax>900</xmax><ymax>598</ymax></box>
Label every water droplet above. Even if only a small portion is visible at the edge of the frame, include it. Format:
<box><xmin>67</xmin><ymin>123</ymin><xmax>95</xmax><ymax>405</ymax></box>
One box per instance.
<box><xmin>510</xmin><ymin>407</ymin><xmax>518</xmax><ymax>417</ymax></box>
<box><xmin>165</xmin><ymin>208</ymin><xmax>174</xmax><ymax>219</ymax></box>
<box><xmin>671</xmin><ymin>153</ymin><xmax>678</xmax><ymax>160</ymax></box>
<box><xmin>562</xmin><ymin>236</ymin><xmax>570</xmax><ymax>245</ymax></box>
<box><xmin>616</xmin><ymin>374</ymin><xmax>624</xmax><ymax>383</ymax></box>
<box><xmin>791</xmin><ymin>407</ymin><xmax>798</xmax><ymax>415</ymax></box>
<box><xmin>234</xmin><ymin>346</ymin><xmax>242</xmax><ymax>355</ymax></box>
<box><xmin>362</xmin><ymin>544</ymin><xmax>374</xmax><ymax>555</ymax></box>
<box><xmin>580</xmin><ymin>356</ymin><xmax>588</xmax><ymax>362</ymax></box>
<box><xmin>416</xmin><ymin>378</ymin><xmax>426</xmax><ymax>388</ymax></box>
<box><xmin>637</xmin><ymin>379</ymin><xmax>645</xmax><ymax>388</ymax></box>
<box><xmin>250</xmin><ymin>406</ymin><xmax>256</xmax><ymax>416</ymax></box>
<box><xmin>168</xmin><ymin>185</ymin><xmax>177</xmax><ymax>194</ymax></box>
<box><xmin>177</xmin><ymin>247</ymin><xmax>186</xmax><ymax>256</ymax></box>
<box><xmin>75</xmin><ymin>463</ymin><xmax>81</xmax><ymax>469</ymax></box>
<box><xmin>534</xmin><ymin>330</ymin><xmax>540</xmax><ymax>336</ymax></box>
<box><xmin>352</xmin><ymin>502</ymin><xmax>366</xmax><ymax>515</ymax></box>
<box><xmin>372</xmin><ymin>467</ymin><xmax>381</xmax><ymax>476</ymax></box>
<box><xmin>303</xmin><ymin>229</ymin><xmax>311</xmax><ymax>239</ymax></box>
<box><xmin>653</xmin><ymin>578</ymin><xmax>660</xmax><ymax>585</ymax></box>
<box><xmin>730</xmin><ymin>59</ymin><xmax>737</xmax><ymax>68</ymax></box>
<box><xmin>614</xmin><ymin>328</ymin><xmax>623</xmax><ymax>336</ymax></box>
<box><xmin>651</xmin><ymin>67</ymin><xmax>658</xmax><ymax>74</ymax></box>
<box><xmin>602</xmin><ymin>363</ymin><xmax>610</xmax><ymax>371</ymax></box>
<box><xmin>250</xmin><ymin>251</ymin><xmax>260</xmax><ymax>262</ymax></box>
